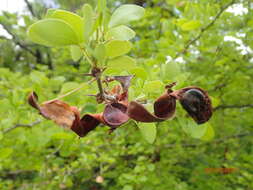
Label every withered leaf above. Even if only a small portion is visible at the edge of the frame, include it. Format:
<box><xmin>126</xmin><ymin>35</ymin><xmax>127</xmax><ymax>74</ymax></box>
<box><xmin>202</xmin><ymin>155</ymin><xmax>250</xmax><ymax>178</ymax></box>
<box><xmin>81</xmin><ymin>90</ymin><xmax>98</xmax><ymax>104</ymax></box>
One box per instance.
<box><xmin>28</xmin><ymin>92</ymin><xmax>78</xmax><ymax>129</ymax></box>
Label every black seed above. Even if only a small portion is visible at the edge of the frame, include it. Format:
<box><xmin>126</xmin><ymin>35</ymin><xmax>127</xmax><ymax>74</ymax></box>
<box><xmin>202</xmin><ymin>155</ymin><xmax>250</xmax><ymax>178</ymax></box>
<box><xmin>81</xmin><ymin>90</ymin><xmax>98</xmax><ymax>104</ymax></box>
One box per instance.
<box><xmin>180</xmin><ymin>89</ymin><xmax>207</xmax><ymax>124</ymax></box>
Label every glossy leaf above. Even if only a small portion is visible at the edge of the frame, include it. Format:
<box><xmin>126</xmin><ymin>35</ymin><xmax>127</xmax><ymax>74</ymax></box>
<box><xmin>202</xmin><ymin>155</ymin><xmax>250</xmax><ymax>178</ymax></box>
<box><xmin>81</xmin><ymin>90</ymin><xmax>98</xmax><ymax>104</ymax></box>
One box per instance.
<box><xmin>105</xmin><ymin>40</ymin><xmax>132</xmax><ymax>58</ymax></box>
<box><xmin>94</xmin><ymin>44</ymin><xmax>106</xmax><ymax>64</ymax></box>
<box><xmin>82</xmin><ymin>4</ymin><xmax>94</xmax><ymax>41</ymax></box>
<box><xmin>97</xmin><ymin>0</ymin><xmax>107</xmax><ymax>14</ymax></box>
<box><xmin>107</xmin><ymin>56</ymin><xmax>136</xmax><ymax>70</ymax></box>
<box><xmin>70</xmin><ymin>45</ymin><xmax>83</xmax><ymax>61</ymax></box>
<box><xmin>109</xmin><ymin>4</ymin><xmax>145</xmax><ymax>28</ymax></box>
<box><xmin>181</xmin><ymin>20</ymin><xmax>201</xmax><ymax>31</ymax></box>
<box><xmin>201</xmin><ymin>124</ymin><xmax>215</xmax><ymax>141</ymax></box>
<box><xmin>138</xmin><ymin>123</ymin><xmax>157</xmax><ymax>144</ymax></box>
<box><xmin>45</xmin><ymin>8</ymin><xmax>56</xmax><ymax>18</ymax></box>
<box><xmin>106</xmin><ymin>25</ymin><xmax>136</xmax><ymax>40</ymax></box>
<box><xmin>144</xmin><ymin>80</ymin><xmax>164</xmax><ymax>94</ymax></box>
<box><xmin>27</xmin><ymin>19</ymin><xmax>79</xmax><ymax>46</ymax></box>
<box><xmin>178</xmin><ymin>118</ymin><xmax>211</xmax><ymax>139</ymax></box>
<box><xmin>50</xmin><ymin>10</ymin><xmax>84</xmax><ymax>42</ymax></box>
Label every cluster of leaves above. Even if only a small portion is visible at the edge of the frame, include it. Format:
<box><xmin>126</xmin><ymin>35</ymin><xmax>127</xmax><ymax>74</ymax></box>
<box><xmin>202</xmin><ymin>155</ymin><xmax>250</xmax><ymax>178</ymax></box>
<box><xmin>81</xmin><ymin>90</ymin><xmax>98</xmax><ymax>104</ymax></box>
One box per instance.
<box><xmin>0</xmin><ymin>0</ymin><xmax>253</xmax><ymax>189</ymax></box>
<box><xmin>26</xmin><ymin>1</ymin><xmax>213</xmax><ymax>141</ymax></box>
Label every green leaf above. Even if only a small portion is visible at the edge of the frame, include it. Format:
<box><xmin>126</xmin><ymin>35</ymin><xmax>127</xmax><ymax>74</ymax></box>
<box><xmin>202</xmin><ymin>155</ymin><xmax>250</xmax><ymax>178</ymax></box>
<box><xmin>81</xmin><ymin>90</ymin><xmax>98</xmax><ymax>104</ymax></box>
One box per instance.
<box><xmin>52</xmin><ymin>132</ymin><xmax>73</xmax><ymax>140</ymax></box>
<box><xmin>109</xmin><ymin>4</ymin><xmax>145</xmax><ymax>28</ymax></box>
<box><xmin>138</xmin><ymin>123</ymin><xmax>157</xmax><ymax>144</ymax></box>
<box><xmin>45</xmin><ymin>8</ymin><xmax>57</xmax><ymax>18</ymax></box>
<box><xmin>161</xmin><ymin>62</ymin><xmax>181</xmax><ymax>81</ymax></box>
<box><xmin>178</xmin><ymin>118</ymin><xmax>210</xmax><ymax>139</ymax></box>
<box><xmin>106</xmin><ymin>25</ymin><xmax>136</xmax><ymax>40</ymax></box>
<box><xmin>107</xmin><ymin>56</ymin><xmax>136</xmax><ymax>70</ymax></box>
<box><xmin>143</xmin><ymin>80</ymin><xmax>164</xmax><ymax>94</ymax></box>
<box><xmin>181</xmin><ymin>20</ymin><xmax>201</xmax><ymax>31</ymax></box>
<box><xmin>0</xmin><ymin>132</ymin><xmax>3</xmax><ymax>140</ymax></box>
<box><xmin>0</xmin><ymin>148</ymin><xmax>13</xmax><ymax>159</ymax></box>
<box><xmin>27</xmin><ymin>19</ymin><xmax>79</xmax><ymax>46</ymax></box>
<box><xmin>97</xmin><ymin>0</ymin><xmax>107</xmax><ymax>14</ymax></box>
<box><xmin>201</xmin><ymin>124</ymin><xmax>215</xmax><ymax>141</ymax></box>
<box><xmin>94</xmin><ymin>44</ymin><xmax>106</xmax><ymax>64</ymax></box>
<box><xmin>60</xmin><ymin>82</ymin><xmax>80</xmax><ymax>94</ymax></box>
<box><xmin>211</xmin><ymin>96</ymin><xmax>220</xmax><ymax>107</ymax></box>
<box><xmin>50</xmin><ymin>10</ymin><xmax>84</xmax><ymax>42</ymax></box>
<box><xmin>123</xmin><ymin>185</ymin><xmax>133</xmax><ymax>190</ymax></box>
<box><xmin>105</xmin><ymin>40</ymin><xmax>132</xmax><ymax>58</ymax></box>
<box><xmin>70</xmin><ymin>45</ymin><xmax>83</xmax><ymax>61</ymax></box>
<box><xmin>82</xmin><ymin>4</ymin><xmax>94</xmax><ymax>41</ymax></box>
<box><xmin>129</xmin><ymin>67</ymin><xmax>148</xmax><ymax>80</ymax></box>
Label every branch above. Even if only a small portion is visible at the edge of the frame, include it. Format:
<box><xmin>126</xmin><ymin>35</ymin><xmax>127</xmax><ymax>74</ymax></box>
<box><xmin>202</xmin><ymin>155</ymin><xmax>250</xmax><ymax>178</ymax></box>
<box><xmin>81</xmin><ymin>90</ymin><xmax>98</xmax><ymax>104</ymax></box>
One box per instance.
<box><xmin>0</xmin><ymin>22</ymin><xmax>37</xmax><ymax>57</ymax></box>
<box><xmin>175</xmin><ymin>0</ymin><xmax>236</xmax><ymax>57</ymax></box>
<box><xmin>165</xmin><ymin>132</ymin><xmax>253</xmax><ymax>148</ymax></box>
<box><xmin>3</xmin><ymin>120</ymin><xmax>41</xmax><ymax>134</ymax></box>
<box><xmin>214</xmin><ymin>104</ymin><xmax>253</xmax><ymax>111</ymax></box>
<box><xmin>24</xmin><ymin>0</ymin><xmax>36</xmax><ymax>17</ymax></box>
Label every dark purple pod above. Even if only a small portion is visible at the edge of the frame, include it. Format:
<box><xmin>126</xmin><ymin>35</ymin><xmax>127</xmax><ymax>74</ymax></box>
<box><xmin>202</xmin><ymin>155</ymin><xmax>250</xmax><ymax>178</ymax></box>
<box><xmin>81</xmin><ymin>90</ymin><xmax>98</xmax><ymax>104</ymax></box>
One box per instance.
<box><xmin>172</xmin><ymin>87</ymin><xmax>212</xmax><ymax>124</ymax></box>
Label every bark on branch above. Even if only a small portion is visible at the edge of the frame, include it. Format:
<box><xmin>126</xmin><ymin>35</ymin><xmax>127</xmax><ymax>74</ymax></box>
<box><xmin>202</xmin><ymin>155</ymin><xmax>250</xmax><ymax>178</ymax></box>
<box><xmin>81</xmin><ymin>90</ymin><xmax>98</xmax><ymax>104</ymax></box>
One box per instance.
<box><xmin>165</xmin><ymin>132</ymin><xmax>253</xmax><ymax>148</ymax></box>
<box><xmin>214</xmin><ymin>104</ymin><xmax>253</xmax><ymax>111</ymax></box>
<box><xmin>175</xmin><ymin>0</ymin><xmax>236</xmax><ymax>58</ymax></box>
<box><xmin>3</xmin><ymin>120</ymin><xmax>42</xmax><ymax>134</ymax></box>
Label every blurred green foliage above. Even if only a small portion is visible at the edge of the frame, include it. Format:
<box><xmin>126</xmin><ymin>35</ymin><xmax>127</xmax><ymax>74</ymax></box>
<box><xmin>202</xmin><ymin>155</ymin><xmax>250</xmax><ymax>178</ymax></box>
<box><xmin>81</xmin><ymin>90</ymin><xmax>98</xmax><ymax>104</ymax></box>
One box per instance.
<box><xmin>0</xmin><ymin>0</ymin><xmax>253</xmax><ymax>189</ymax></box>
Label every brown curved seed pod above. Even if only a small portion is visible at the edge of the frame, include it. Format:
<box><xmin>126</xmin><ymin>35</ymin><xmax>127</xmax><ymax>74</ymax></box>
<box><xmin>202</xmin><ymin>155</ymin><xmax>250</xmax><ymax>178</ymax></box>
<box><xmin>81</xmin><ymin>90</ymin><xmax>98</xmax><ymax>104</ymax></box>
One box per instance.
<box><xmin>27</xmin><ymin>92</ymin><xmax>102</xmax><ymax>137</ymax></box>
<box><xmin>27</xmin><ymin>83</ymin><xmax>131</xmax><ymax>137</ymax></box>
<box><xmin>28</xmin><ymin>91</ymin><xmax>40</xmax><ymax>110</ymax></box>
<box><xmin>103</xmin><ymin>103</ymin><xmax>129</xmax><ymax>127</ymax></box>
<box><xmin>171</xmin><ymin>86</ymin><xmax>212</xmax><ymax>124</ymax></box>
<box><xmin>127</xmin><ymin>90</ymin><xmax>176</xmax><ymax>122</ymax></box>
<box><xmin>28</xmin><ymin>92</ymin><xmax>78</xmax><ymax>129</ymax></box>
<box><xmin>71</xmin><ymin>114</ymin><xmax>102</xmax><ymax>137</ymax></box>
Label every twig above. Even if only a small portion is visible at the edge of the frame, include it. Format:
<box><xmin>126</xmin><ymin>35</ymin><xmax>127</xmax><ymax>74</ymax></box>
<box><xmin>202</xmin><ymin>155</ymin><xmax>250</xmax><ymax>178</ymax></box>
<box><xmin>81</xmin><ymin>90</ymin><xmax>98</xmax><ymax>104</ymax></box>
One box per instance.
<box><xmin>47</xmin><ymin>83</ymin><xmax>88</xmax><ymax>102</ymax></box>
<box><xmin>0</xmin><ymin>22</ymin><xmax>37</xmax><ymax>57</ymax></box>
<box><xmin>165</xmin><ymin>132</ymin><xmax>252</xmax><ymax>148</ymax></box>
<box><xmin>95</xmin><ymin>73</ymin><xmax>116</xmax><ymax>103</ymax></box>
<box><xmin>175</xmin><ymin>0</ymin><xmax>236</xmax><ymax>58</ymax></box>
<box><xmin>79</xmin><ymin>46</ymin><xmax>94</xmax><ymax>66</ymax></box>
<box><xmin>214</xmin><ymin>104</ymin><xmax>253</xmax><ymax>111</ymax></box>
<box><xmin>24</xmin><ymin>0</ymin><xmax>36</xmax><ymax>17</ymax></box>
<box><xmin>3</xmin><ymin>120</ymin><xmax>41</xmax><ymax>134</ymax></box>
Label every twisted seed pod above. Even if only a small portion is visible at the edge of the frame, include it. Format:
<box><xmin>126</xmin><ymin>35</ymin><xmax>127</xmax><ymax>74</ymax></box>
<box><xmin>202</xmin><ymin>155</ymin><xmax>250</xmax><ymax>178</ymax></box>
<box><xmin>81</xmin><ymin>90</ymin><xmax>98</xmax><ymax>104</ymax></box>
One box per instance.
<box><xmin>127</xmin><ymin>90</ymin><xmax>176</xmax><ymax>122</ymax></box>
<box><xmin>171</xmin><ymin>86</ymin><xmax>213</xmax><ymax>124</ymax></box>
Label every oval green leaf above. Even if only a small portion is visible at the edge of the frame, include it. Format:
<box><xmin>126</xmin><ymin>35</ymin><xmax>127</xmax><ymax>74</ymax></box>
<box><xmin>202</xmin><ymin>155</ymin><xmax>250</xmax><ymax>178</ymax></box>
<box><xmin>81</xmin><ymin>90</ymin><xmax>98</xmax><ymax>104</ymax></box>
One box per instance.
<box><xmin>143</xmin><ymin>80</ymin><xmax>164</xmax><ymax>94</ymax></box>
<box><xmin>181</xmin><ymin>20</ymin><xmax>201</xmax><ymax>31</ymax></box>
<box><xmin>109</xmin><ymin>4</ymin><xmax>145</xmax><ymax>28</ymax></box>
<box><xmin>51</xmin><ymin>10</ymin><xmax>84</xmax><ymax>42</ymax></box>
<box><xmin>27</xmin><ymin>19</ymin><xmax>79</xmax><ymax>47</ymax></box>
<box><xmin>201</xmin><ymin>124</ymin><xmax>215</xmax><ymax>141</ymax></box>
<box><xmin>178</xmin><ymin>118</ymin><xmax>210</xmax><ymax>139</ymax></box>
<box><xmin>82</xmin><ymin>4</ymin><xmax>94</xmax><ymax>42</ymax></box>
<box><xmin>105</xmin><ymin>40</ymin><xmax>132</xmax><ymax>58</ymax></box>
<box><xmin>106</xmin><ymin>25</ymin><xmax>136</xmax><ymax>41</ymax></box>
<box><xmin>138</xmin><ymin>123</ymin><xmax>157</xmax><ymax>144</ymax></box>
<box><xmin>107</xmin><ymin>55</ymin><xmax>136</xmax><ymax>70</ymax></box>
<box><xmin>70</xmin><ymin>45</ymin><xmax>83</xmax><ymax>61</ymax></box>
<box><xmin>94</xmin><ymin>44</ymin><xmax>106</xmax><ymax>64</ymax></box>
